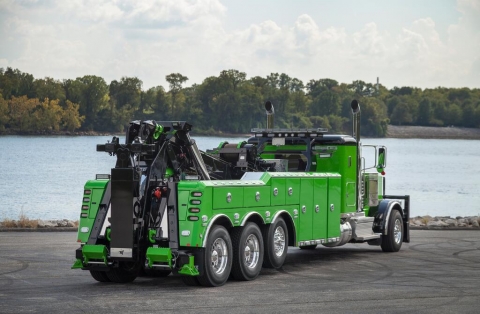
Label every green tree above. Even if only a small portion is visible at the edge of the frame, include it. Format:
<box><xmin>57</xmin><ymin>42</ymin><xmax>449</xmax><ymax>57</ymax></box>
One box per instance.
<box><xmin>63</xmin><ymin>79</ymin><xmax>83</xmax><ymax>104</ymax></box>
<box><xmin>0</xmin><ymin>94</ymin><xmax>8</xmax><ymax>131</ymax></box>
<box><xmin>445</xmin><ymin>104</ymin><xmax>462</xmax><ymax>126</ymax></box>
<box><xmin>386</xmin><ymin>96</ymin><xmax>400</xmax><ymax>116</ymax></box>
<box><xmin>348</xmin><ymin>80</ymin><xmax>376</xmax><ymax>97</ymax></box>
<box><xmin>461</xmin><ymin>102</ymin><xmax>477</xmax><ymax>127</ymax></box>
<box><xmin>0</xmin><ymin>68</ymin><xmax>36</xmax><ymax>99</ymax></box>
<box><xmin>391</xmin><ymin>102</ymin><xmax>413</xmax><ymax>125</ymax></box>
<box><xmin>62</xmin><ymin>100</ymin><xmax>84</xmax><ymax>132</ymax></box>
<box><xmin>166</xmin><ymin>73</ymin><xmax>188</xmax><ymax>119</ymax></box>
<box><xmin>110</xmin><ymin>77</ymin><xmax>142</xmax><ymax>110</ymax></box>
<box><xmin>417</xmin><ymin>98</ymin><xmax>432</xmax><ymax>126</ymax></box>
<box><xmin>360</xmin><ymin>98</ymin><xmax>389</xmax><ymax>136</ymax></box>
<box><xmin>448</xmin><ymin>88</ymin><xmax>471</xmax><ymax>102</ymax></box>
<box><xmin>310</xmin><ymin>90</ymin><xmax>340</xmax><ymax>116</ymax></box>
<box><xmin>32</xmin><ymin>98</ymin><xmax>63</xmax><ymax>132</ymax></box>
<box><xmin>8</xmin><ymin>96</ymin><xmax>38</xmax><ymax>131</ymax></box>
<box><xmin>76</xmin><ymin>75</ymin><xmax>109</xmax><ymax>130</ymax></box>
<box><xmin>219</xmin><ymin>69</ymin><xmax>246</xmax><ymax>92</ymax></box>
<box><xmin>34</xmin><ymin>77</ymin><xmax>65</xmax><ymax>103</ymax></box>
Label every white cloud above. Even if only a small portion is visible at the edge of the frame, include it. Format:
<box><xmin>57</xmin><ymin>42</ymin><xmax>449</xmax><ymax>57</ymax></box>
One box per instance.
<box><xmin>0</xmin><ymin>0</ymin><xmax>478</xmax><ymax>89</ymax></box>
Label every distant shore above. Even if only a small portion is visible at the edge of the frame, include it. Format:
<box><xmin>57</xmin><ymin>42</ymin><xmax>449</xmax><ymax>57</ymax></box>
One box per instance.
<box><xmin>2</xmin><ymin>125</ymin><xmax>480</xmax><ymax>139</ymax></box>
<box><xmin>386</xmin><ymin>125</ymin><xmax>480</xmax><ymax>140</ymax></box>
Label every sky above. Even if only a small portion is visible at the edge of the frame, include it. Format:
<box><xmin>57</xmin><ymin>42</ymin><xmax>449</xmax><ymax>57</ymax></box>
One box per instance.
<box><xmin>0</xmin><ymin>0</ymin><xmax>479</xmax><ymax>90</ymax></box>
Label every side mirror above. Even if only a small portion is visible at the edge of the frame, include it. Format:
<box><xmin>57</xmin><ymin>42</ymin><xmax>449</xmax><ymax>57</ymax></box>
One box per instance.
<box><xmin>376</xmin><ymin>147</ymin><xmax>386</xmax><ymax>175</ymax></box>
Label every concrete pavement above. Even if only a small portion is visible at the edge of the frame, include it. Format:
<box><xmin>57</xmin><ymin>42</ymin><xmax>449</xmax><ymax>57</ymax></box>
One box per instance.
<box><xmin>0</xmin><ymin>230</ymin><xmax>479</xmax><ymax>313</ymax></box>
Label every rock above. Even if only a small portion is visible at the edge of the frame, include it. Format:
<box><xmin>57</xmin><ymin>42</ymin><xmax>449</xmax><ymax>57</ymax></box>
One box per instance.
<box><xmin>444</xmin><ymin>219</ymin><xmax>458</xmax><ymax>227</ymax></box>
<box><xmin>37</xmin><ymin>220</ymin><xmax>57</xmax><ymax>228</ymax></box>
<box><xmin>65</xmin><ymin>220</ymin><xmax>75</xmax><ymax>227</ymax></box>
<box><xmin>467</xmin><ymin>217</ymin><xmax>479</xmax><ymax>225</ymax></box>
<box><xmin>472</xmin><ymin>220</ymin><xmax>480</xmax><ymax>228</ymax></box>
<box><xmin>413</xmin><ymin>220</ymin><xmax>425</xmax><ymax>226</ymax></box>
<box><xmin>427</xmin><ymin>220</ymin><xmax>449</xmax><ymax>229</ymax></box>
<box><xmin>56</xmin><ymin>219</ymin><xmax>69</xmax><ymax>227</ymax></box>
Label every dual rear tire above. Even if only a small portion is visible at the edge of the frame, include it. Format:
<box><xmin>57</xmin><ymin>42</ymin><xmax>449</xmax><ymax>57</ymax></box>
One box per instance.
<box><xmin>89</xmin><ymin>262</ymin><xmax>139</xmax><ymax>283</ymax></box>
<box><xmin>231</xmin><ymin>223</ymin><xmax>264</xmax><ymax>281</ymax></box>
<box><xmin>196</xmin><ymin>217</ymin><xmax>289</xmax><ymax>286</ymax></box>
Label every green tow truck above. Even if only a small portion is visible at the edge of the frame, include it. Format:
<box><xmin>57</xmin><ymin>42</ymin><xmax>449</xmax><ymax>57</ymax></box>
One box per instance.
<box><xmin>73</xmin><ymin>100</ymin><xmax>410</xmax><ymax>287</ymax></box>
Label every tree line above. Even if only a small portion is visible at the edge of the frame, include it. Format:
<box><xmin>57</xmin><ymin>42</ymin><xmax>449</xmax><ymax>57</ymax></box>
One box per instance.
<box><xmin>0</xmin><ymin>67</ymin><xmax>479</xmax><ymax>137</ymax></box>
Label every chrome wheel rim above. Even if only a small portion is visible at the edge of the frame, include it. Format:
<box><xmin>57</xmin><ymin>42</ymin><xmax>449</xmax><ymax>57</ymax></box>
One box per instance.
<box><xmin>273</xmin><ymin>226</ymin><xmax>286</xmax><ymax>257</ymax></box>
<box><xmin>244</xmin><ymin>234</ymin><xmax>260</xmax><ymax>268</ymax></box>
<box><xmin>394</xmin><ymin>218</ymin><xmax>402</xmax><ymax>244</ymax></box>
<box><xmin>211</xmin><ymin>238</ymin><xmax>228</xmax><ymax>275</ymax></box>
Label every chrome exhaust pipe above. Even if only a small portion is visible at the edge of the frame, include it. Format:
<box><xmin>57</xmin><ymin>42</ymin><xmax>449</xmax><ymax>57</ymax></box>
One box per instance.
<box><xmin>351</xmin><ymin>99</ymin><xmax>360</xmax><ymax>143</ymax></box>
<box><xmin>265</xmin><ymin>101</ymin><xmax>274</xmax><ymax>129</ymax></box>
<box><xmin>351</xmin><ymin>99</ymin><xmax>362</xmax><ymax>212</ymax></box>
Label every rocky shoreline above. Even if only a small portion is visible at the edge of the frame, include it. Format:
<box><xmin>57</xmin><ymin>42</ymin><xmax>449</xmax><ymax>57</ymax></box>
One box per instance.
<box><xmin>386</xmin><ymin>125</ymin><xmax>480</xmax><ymax>140</ymax></box>
<box><xmin>1</xmin><ymin>216</ymin><xmax>479</xmax><ymax>232</ymax></box>
<box><xmin>409</xmin><ymin>216</ymin><xmax>480</xmax><ymax>229</ymax></box>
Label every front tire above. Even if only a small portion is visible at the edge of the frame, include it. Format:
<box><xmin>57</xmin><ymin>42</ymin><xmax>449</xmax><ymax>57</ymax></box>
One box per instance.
<box><xmin>381</xmin><ymin>210</ymin><xmax>403</xmax><ymax>252</ymax></box>
<box><xmin>262</xmin><ymin>217</ymin><xmax>288</xmax><ymax>269</ymax></box>
<box><xmin>231</xmin><ymin>223</ymin><xmax>264</xmax><ymax>281</ymax></box>
<box><xmin>197</xmin><ymin>225</ymin><xmax>232</xmax><ymax>287</ymax></box>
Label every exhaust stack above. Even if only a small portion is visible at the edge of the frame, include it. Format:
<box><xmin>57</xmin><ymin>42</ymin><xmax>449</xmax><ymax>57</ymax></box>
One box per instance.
<box><xmin>351</xmin><ymin>99</ymin><xmax>361</xmax><ymax>143</ymax></box>
<box><xmin>265</xmin><ymin>101</ymin><xmax>274</xmax><ymax>129</ymax></box>
<box><xmin>351</xmin><ymin>99</ymin><xmax>362</xmax><ymax>212</ymax></box>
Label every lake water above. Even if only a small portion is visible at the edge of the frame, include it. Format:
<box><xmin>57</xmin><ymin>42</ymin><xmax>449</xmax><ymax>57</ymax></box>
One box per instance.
<box><xmin>0</xmin><ymin>135</ymin><xmax>479</xmax><ymax>220</ymax></box>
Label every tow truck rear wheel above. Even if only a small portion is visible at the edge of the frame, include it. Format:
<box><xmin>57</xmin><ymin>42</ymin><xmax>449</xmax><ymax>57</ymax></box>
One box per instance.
<box><xmin>197</xmin><ymin>225</ymin><xmax>232</xmax><ymax>287</ymax></box>
<box><xmin>231</xmin><ymin>223</ymin><xmax>264</xmax><ymax>281</ymax></box>
<box><xmin>262</xmin><ymin>217</ymin><xmax>288</xmax><ymax>269</ymax></box>
<box><xmin>106</xmin><ymin>262</ymin><xmax>139</xmax><ymax>283</ymax></box>
<box><xmin>381</xmin><ymin>210</ymin><xmax>403</xmax><ymax>252</ymax></box>
<box><xmin>89</xmin><ymin>270</ymin><xmax>111</xmax><ymax>282</ymax></box>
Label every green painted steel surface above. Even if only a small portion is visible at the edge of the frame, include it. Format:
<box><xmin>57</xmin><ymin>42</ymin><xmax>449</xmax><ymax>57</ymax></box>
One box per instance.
<box><xmin>213</xmin><ymin>187</ymin><xmax>244</xmax><ymax>209</ymax></box>
<box><xmin>146</xmin><ymin>247</ymin><xmax>172</xmax><ymax>268</ymax></box>
<box><xmin>178</xmin><ymin>255</ymin><xmax>200</xmax><ymax>276</ymax></box>
<box><xmin>82</xmin><ymin>244</ymin><xmax>107</xmax><ymax>264</ymax></box>
<box><xmin>285</xmin><ymin>178</ymin><xmax>300</xmax><ymax>205</ymax></box>
<box><xmin>270</xmin><ymin>178</ymin><xmax>286</xmax><ymax>205</ymax></box>
<box><xmin>71</xmin><ymin>259</ymin><xmax>83</xmax><ymax>269</ymax></box>
<box><xmin>313</xmin><ymin>177</ymin><xmax>328</xmax><ymax>240</ymax></box>
<box><xmin>299</xmin><ymin>178</ymin><xmax>314</xmax><ymax>241</ymax></box>
<box><xmin>244</xmin><ymin>186</ymin><xmax>270</xmax><ymax>207</ymax></box>
<box><xmin>314</xmin><ymin>145</ymin><xmax>357</xmax><ymax>213</ymax></box>
<box><xmin>176</xmin><ymin>172</ymin><xmax>344</xmax><ymax>248</ymax></box>
<box><xmin>327</xmin><ymin>177</ymin><xmax>342</xmax><ymax>238</ymax></box>
<box><xmin>77</xmin><ymin>180</ymin><xmax>109</xmax><ymax>243</ymax></box>
<box><xmin>177</xmin><ymin>190</ymin><xmax>190</xmax><ymax>221</ymax></box>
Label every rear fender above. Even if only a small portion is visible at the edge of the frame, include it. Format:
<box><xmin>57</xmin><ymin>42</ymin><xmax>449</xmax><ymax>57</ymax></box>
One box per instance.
<box><xmin>373</xmin><ymin>199</ymin><xmax>403</xmax><ymax>236</ymax></box>
<box><xmin>201</xmin><ymin>214</ymin><xmax>233</xmax><ymax>247</ymax></box>
<box><xmin>271</xmin><ymin>210</ymin><xmax>296</xmax><ymax>247</ymax></box>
